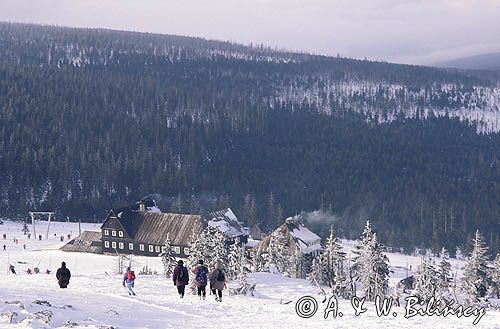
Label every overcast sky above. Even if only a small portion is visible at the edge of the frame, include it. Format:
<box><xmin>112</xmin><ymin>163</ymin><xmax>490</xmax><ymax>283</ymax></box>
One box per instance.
<box><xmin>1</xmin><ymin>0</ymin><xmax>499</xmax><ymax>65</ymax></box>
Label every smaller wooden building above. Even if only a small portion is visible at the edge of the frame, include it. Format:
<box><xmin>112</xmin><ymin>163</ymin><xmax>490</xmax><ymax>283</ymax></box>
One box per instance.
<box><xmin>60</xmin><ymin>231</ymin><xmax>102</xmax><ymax>254</ymax></box>
<box><xmin>204</xmin><ymin>208</ymin><xmax>249</xmax><ymax>243</ymax></box>
<box><xmin>255</xmin><ymin>217</ymin><xmax>321</xmax><ymax>257</ymax></box>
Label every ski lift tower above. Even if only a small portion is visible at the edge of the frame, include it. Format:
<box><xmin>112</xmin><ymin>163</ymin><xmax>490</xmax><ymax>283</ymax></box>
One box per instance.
<box><xmin>29</xmin><ymin>211</ymin><xmax>55</xmax><ymax>240</ymax></box>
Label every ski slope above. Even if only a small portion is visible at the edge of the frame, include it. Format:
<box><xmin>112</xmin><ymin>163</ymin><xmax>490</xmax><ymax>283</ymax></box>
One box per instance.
<box><xmin>0</xmin><ymin>220</ymin><xmax>499</xmax><ymax>329</ymax></box>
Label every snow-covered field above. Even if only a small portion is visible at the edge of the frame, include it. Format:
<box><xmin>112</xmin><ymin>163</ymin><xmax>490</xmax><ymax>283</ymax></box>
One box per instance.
<box><xmin>0</xmin><ymin>220</ymin><xmax>499</xmax><ymax>329</ymax></box>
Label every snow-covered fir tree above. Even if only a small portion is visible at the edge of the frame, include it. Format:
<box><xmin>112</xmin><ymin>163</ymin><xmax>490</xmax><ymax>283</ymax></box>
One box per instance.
<box><xmin>159</xmin><ymin>233</ymin><xmax>176</xmax><ymax>278</ymax></box>
<box><xmin>229</xmin><ymin>239</ymin><xmax>253</xmax><ymax>295</ymax></box>
<box><xmin>352</xmin><ymin>221</ymin><xmax>389</xmax><ymax>301</ymax></box>
<box><xmin>309</xmin><ymin>226</ymin><xmax>348</xmax><ymax>296</ymax></box>
<box><xmin>250</xmin><ymin>249</ymin><xmax>267</xmax><ymax>272</ymax></box>
<box><xmin>414</xmin><ymin>256</ymin><xmax>437</xmax><ymax>302</ymax></box>
<box><xmin>436</xmin><ymin>247</ymin><xmax>452</xmax><ymax>300</ymax></box>
<box><xmin>308</xmin><ymin>255</ymin><xmax>324</xmax><ymax>286</ymax></box>
<box><xmin>210</xmin><ymin>227</ymin><xmax>228</xmax><ymax>268</ymax></box>
<box><xmin>188</xmin><ymin>227</ymin><xmax>216</xmax><ymax>273</ymax></box>
<box><xmin>323</xmin><ymin>226</ymin><xmax>346</xmax><ymax>293</ymax></box>
<box><xmin>461</xmin><ymin>230</ymin><xmax>490</xmax><ymax>306</ymax></box>
<box><xmin>290</xmin><ymin>246</ymin><xmax>305</xmax><ymax>279</ymax></box>
<box><xmin>267</xmin><ymin>229</ymin><xmax>292</xmax><ymax>275</ymax></box>
<box><xmin>491</xmin><ymin>253</ymin><xmax>500</xmax><ymax>299</ymax></box>
<box><xmin>227</xmin><ymin>237</ymin><xmax>244</xmax><ymax>279</ymax></box>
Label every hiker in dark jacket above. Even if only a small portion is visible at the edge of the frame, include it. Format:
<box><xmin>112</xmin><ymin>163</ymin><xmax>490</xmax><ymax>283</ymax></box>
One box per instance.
<box><xmin>56</xmin><ymin>262</ymin><xmax>71</xmax><ymax>288</ymax></box>
<box><xmin>122</xmin><ymin>266</ymin><xmax>136</xmax><ymax>296</ymax></box>
<box><xmin>173</xmin><ymin>260</ymin><xmax>189</xmax><ymax>298</ymax></box>
<box><xmin>194</xmin><ymin>260</ymin><xmax>209</xmax><ymax>300</ymax></box>
<box><xmin>209</xmin><ymin>261</ymin><xmax>226</xmax><ymax>302</ymax></box>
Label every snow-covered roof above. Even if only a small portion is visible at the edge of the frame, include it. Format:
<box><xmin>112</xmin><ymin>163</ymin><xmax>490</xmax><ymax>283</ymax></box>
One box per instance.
<box><xmin>205</xmin><ymin>208</ymin><xmax>248</xmax><ymax>238</ymax></box>
<box><xmin>285</xmin><ymin>217</ymin><xmax>321</xmax><ymax>254</ymax></box>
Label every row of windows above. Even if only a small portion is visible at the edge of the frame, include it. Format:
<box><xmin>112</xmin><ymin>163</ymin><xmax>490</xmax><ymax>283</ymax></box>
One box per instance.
<box><xmin>104</xmin><ymin>229</ymin><xmax>123</xmax><ymax>238</ymax></box>
<box><xmin>103</xmin><ymin>240</ymin><xmax>190</xmax><ymax>255</ymax></box>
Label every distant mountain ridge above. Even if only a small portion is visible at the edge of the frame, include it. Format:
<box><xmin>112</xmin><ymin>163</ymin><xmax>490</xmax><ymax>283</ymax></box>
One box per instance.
<box><xmin>435</xmin><ymin>52</ymin><xmax>500</xmax><ymax>71</ymax></box>
<box><xmin>0</xmin><ymin>22</ymin><xmax>499</xmax><ymax>256</ymax></box>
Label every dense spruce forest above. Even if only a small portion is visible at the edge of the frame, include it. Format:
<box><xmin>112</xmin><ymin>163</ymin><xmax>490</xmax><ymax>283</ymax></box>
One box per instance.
<box><xmin>0</xmin><ymin>22</ymin><xmax>499</xmax><ymax>256</ymax></box>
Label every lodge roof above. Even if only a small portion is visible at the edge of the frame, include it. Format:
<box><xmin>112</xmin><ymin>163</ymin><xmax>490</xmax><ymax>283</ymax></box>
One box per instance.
<box><xmin>204</xmin><ymin>208</ymin><xmax>248</xmax><ymax>238</ymax></box>
<box><xmin>60</xmin><ymin>230</ymin><xmax>102</xmax><ymax>254</ymax></box>
<box><xmin>104</xmin><ymin>209</ymin><xmax>203</xmax><ymax>246</ymax></box>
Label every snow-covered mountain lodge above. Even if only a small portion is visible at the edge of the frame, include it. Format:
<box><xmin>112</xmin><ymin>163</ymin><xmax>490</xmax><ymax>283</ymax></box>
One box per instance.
<box><xmin>100</xmin><ymin>201</ymin><xmax>203</xmax><ymax>257</ymax></box>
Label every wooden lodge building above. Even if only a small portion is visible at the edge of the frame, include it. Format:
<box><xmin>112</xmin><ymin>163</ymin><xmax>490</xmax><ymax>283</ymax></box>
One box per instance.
<box><xmin>100</xmin><ymin>201</ymin><xmax>203</xmax><ymax>258</ymax></box>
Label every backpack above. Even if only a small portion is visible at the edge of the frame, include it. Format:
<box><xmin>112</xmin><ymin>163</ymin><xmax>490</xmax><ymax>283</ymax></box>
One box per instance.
<box><xmin>177</xmin><ymin>267</ymin><xmax>185</xmax><ymax>281</ymax></box>
<box><xmin>196</xmin><ymin>266</ymin><xmax>208</xmax><ymax>284</ymax></box>
<box><xmin>216</xmin><ymin>269</ymin><xmax>225</xmax><ymax>282</ymax></box>
<box><xmin>127</xmin><ymin>270</ymin><xmax>135</xmax><ymax>281</ymax></box>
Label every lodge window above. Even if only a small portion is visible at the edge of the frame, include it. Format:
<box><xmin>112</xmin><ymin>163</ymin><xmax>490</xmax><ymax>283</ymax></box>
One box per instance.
<box><xmin>119</xmin><ymin>242</ymin><xmax>124</xmax><ymax>249</ymax></box>
<box><xmin>104</xmin><ymin>241</ymin><xmax>109</xmax><ymax>248</ymax></box>
<box><xmin>155</xmin><ymin>246</ymin><xmax>160</xmax><ymax>253</ymax></box>
<box><xmin>161</xmin><ymin>246</ymin><xmax>166</xmax><ymax>253</ymax></box>
<box><xmin>149</xmin><ymin>245</ymin><xmax>154</xmax><ymax>252</ymax></box>
<box><xmin>129</xmin><ymin>243</ymin><xmax>134</xmax><ymax>250</ymax></box>
<box><xmin>184</xmin><ymin>247</ymin><xmax>190</xmax><ymax>255</ymax></box>
<box><xmin>104</xmin><ymin>230</ymin><xmax>109</xmax><ymax>236</ymax></box>
<box><xmin>112</xmin><ymin>230</ymin><xmax>116</xmax><ymax>237</ymax></box>
<box><xmin>140</xmin><ymin>244</ymin><xmax>144</xmax><ymax>251</ymax></box>
<box><xmin>119</xmin><ymin>231</ymin><xmax>123</xmax><ymax>237</ymax></box>
<box><xmin>174</xmin><ymin>246</ymin><xmax>180</xmax><ymax>254</ymax></box>
<box><xmin>111</xmin><ymin>241</ymin><xmax>116</xmax><ymax>249</ymax></box>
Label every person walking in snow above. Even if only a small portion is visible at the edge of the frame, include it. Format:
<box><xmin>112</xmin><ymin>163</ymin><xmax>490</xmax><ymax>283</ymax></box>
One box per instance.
<box><xmin>122</xmin><ymin>266</ymin><xmax>136</xmax><ymax>296</ymax></box>
<box><xmin>209</xmin><ymin>261</ymin><xmax>226</xmax><ymax>302</ymax></box>
<box><xmin>56</xmin><ymin>261</ymin><xmax>71</xmax><ymax>288</ymax></box>
<box><xmin>173</xmin><ymin>260</ymin><xmax>189</xmax><ymax>298</ymax></box>
<box><xmin>9</xmin><ymin>264</ymin><xmax>16</xmax><ymax>275</ymax></box>
<box><xmin>2</xmin><ymin>244</ymin><xmax>5</xmax><ymax>251</ymax></box>
<box><xmin>194</xmin><ymin>260</ymin><xmax>209</xmax><ymax>300</ymax></box>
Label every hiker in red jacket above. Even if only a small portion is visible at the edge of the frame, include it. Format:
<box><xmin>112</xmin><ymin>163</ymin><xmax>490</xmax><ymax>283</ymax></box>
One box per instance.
<box><xmin>173</xmin><ymin>260</ymin><xmax>189</xmax><ymax>298</ymax></box>
<box><xmin>194</xmin><ymin>260</ymin><xmax>209</xmax><ymax>300</ymax></box>
<box><xmin>122</xmin><ymin>266</ymin><xmax>136</xmax><ymax>296</ymax></box>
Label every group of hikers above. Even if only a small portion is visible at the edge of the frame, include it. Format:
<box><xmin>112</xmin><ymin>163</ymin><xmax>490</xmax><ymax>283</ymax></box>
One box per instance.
<box><xmin>122</xmin><ymin>259</ymin><xmax>226</xmax><ymax>301</ymax></box>
<box><xmin>37</xmin><ymin>259</ymin><xmax>226</xmax><ymax>302</ymax></box>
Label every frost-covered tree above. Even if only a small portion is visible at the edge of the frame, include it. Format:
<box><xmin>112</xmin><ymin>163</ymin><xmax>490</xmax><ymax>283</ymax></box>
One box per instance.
<box><xmin>491</xmin><ymin>254</ymin><xmax>500</xmax><ymax>299</ymax></box>
<box><xmin>308</xmin><ymin>255</ymin><xmax>324</xmax><ymax>286</ymax></box>
<box><xmin>309</xmin><ymin>226</ymin><xmax>347</xmax><ymax>295</ymax></box>
<box><xmin>229</xmin><ymin>239</ymin><xmax>253</xmax><ymax>295</ymax></box>
<box><xmin>159</xmin><ymin>233</ymin><xmax>176</xmax><ymax>278</ymax></box>
<box><xmin>210</xmin><ymin>227</ymin><xmax>228</xmax><ymax>268</ymax></box>
<box><xmin>414</xmin><ymin>256</ymin><xmax>437</xmax><ymax>302</ymax></box>
<box><xmin>323</xmin><ymin>226</ymin><xmax>346</xmax><ymax>291</ymax></box>
<box><xmin>352</xmin><ymin>221</ymin><xmax>389</xmax><ymax>301</ymax></box>
<box><xmin>461</xmin><ymin>230</ymin><xmax>490</xmax><ymax>305</ymax></box>
<box><xmin>290</xmin><ymin>246</ymin><xmax>305</xmax><ymax>279</ymax></box>
<box><xmin>228</xmin><ymin>237</ymin><xmax>245</xmax><ymax>279</ymax></box>
<box><xmin>187</xmin><ymin>227</ymin><xmax>217</xmax><ymax>294</ymax></box>
<box><xmin>436</xmin><ymin>247</ymin><xmax>452</xmax><ymax>300</ymax></box>
<box><xmin>188</xmin><ymin>227</ymin><xmax>211</xmax><ymax>270</ymax></box>
<box><xmin>251</xmin><ymin>249</ymin><xmax>268</xmax><ymax>272</ymax></box>
<box><xmin>267</xmin><ymin>229</ymin><xmax>292</xmax><ymax>275</ymax></box>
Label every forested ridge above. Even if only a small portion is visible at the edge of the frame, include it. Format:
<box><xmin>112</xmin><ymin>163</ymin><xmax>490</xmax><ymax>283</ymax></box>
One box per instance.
<box><xmin>0</xmin><ymin>22</ymin><xmax>499</xmax><ymax>255</ymax></box>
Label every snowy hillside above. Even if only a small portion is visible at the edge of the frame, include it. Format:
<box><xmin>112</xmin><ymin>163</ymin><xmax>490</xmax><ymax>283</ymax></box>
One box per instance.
<box><xmin>1</xmin><ymin>220</ymin><xmax>499</xmax><ymax>329</ymax></box>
